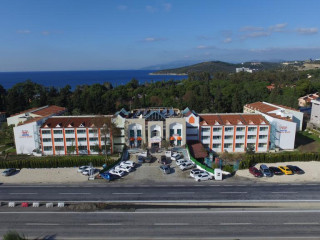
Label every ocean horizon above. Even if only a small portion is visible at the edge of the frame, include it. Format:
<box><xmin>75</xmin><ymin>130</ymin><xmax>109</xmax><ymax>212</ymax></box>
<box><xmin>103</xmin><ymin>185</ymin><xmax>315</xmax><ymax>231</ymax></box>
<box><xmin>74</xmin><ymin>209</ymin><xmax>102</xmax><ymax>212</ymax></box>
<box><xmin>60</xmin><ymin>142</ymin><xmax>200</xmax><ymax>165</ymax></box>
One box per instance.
<box><xmin>0</xmin><ymin>70</ymin><xmax>187</xmax><ymax>90</ymax></box>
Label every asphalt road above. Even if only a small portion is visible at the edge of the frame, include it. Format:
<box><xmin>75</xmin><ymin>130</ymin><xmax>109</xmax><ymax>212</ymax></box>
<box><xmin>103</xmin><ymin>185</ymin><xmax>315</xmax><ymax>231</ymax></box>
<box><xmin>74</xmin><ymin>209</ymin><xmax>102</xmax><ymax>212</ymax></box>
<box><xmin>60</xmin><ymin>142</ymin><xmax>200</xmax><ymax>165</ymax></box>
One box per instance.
<box><xmin>0</xmin><ymin>209</ymin><xmax>320</xmax><ymax>239</ymax></box>
<box><xmin>0</xmin><ymin>183</ymin><xmax>320</xmax><ymax>202</ymax></box>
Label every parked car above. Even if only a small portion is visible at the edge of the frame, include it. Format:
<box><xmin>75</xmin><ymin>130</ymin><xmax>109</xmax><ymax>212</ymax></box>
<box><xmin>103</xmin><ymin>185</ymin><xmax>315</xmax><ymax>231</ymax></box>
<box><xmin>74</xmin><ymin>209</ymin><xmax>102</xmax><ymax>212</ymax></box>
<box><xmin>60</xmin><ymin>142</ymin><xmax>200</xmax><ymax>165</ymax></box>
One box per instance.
<box><xmin>287</xmin><ymin>165</ymin><xmax>305</xmax><ymax>174</ymax></box>
<box><xmin>82</xmin><ymin>168</ymin><xmax>96</xmax><ymax>176</ymax></box>
<box><xmin>176</xmin><ymin>159</ymin><xmax>188</xmax><ymax>166</ymax></box>
<box><xmin>109</xmin><ymin>168</ymin><xmax>125</xmax><ymax>177</ymax></box>
<box><xmin>2</xmin><ymin>168</ymin><xmax>16</xmax><ymax>176</ymax></box>
<box><xmin>194</xmin><ymin>173</ymin><xmax>213</xmax><ymax>182</ymax></box>
<box><xmin>77</xmin><ymin>165</ymin><xmax>90</xmax><ymax>173</ymax></box>
<box><xmin>137</xmin><ymin>155</ymin><xmax>144</xmax><ymax>164</ymax></box>
<box><xmin>171</xmin><ymin>153</ymin><xmax>182</xmax><ymax>161</ymax></box>
<box><xmin>115</xmin><ymin>165</ymin><xmax>132</xmax><ymax>173</ymax></box>
<box><xmin>100</xmin><ymin>172</ymin><xmax>119</xmax><ymax>181</ymax></box>
<box><xmin>179</xmin><ymin>161</ymin><xmax>195</xmax><ymax>170</ymax></box>
<box><xmin>160</xmin><ymin>165</ymin><xmax>171</xmax><ymax>174</ymax></box>
<box><xmin>145</xmin><ymin>156</ymin><xmax>152</xmax><ymax>163</ymax></box>
<box><xmin>260</xmin><ymin>164</ymin><xmax>273</xmax><ymax>177</ymax></box>
<box><xmin>249</xmin><ymin>167</ymin><xmax>263</xmax><ymax>177</ymax></box>
<box><xmin>120</xmin><ymin>161</ymin><xmax>136</xmax><ymax>168</ymax></box>
<box><xmin>269</xmin><ymin>166</ymin><xmax>284</xmax><ymax>175</ymax></box>
<box><xmin>160</xmin><ymin>155</ymin><xmax>167</xmax><ymax>164</ymax></box>
<box><xmin>278</xmin><ymin>166</ymin><xmax>293</xmax><ymax>175</ymax></box>
<box><xmin>190</xmin><ymin>169</ymin><xmax>207</xmax><ymax>178</ymax></box>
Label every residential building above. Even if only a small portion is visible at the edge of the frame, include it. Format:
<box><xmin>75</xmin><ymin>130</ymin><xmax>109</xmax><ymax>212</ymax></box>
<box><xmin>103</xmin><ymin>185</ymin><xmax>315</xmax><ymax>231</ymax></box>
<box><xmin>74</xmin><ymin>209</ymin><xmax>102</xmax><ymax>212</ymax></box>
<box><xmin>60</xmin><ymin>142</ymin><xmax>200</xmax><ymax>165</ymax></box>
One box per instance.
<box><xmin>236</xmin><ymin>67</ymin><xmax>256</xmax><ymax>73</ymax></box>
<box><xmin>244</xmin><ymin>102</ymin><xmax>303</xmax><ymax>150</ymax></box>
<box><xmin>198</xmin><ymin>113</ymin><xmax>270</xmax><ymax>153</ymax></box>
<box><xmin>182</xmin><ymin>107</ymin><xmax>200</xmax><ymax>141</ymax></box>
<box><xmin>309</xmin><ymin>98</ymin><xmax>320</xmax><ymax>128</ymax></box>
<box><xmin>298</xmin><ymin>92</ymin><xmax>319</xmax><ymax>107</ymax></box>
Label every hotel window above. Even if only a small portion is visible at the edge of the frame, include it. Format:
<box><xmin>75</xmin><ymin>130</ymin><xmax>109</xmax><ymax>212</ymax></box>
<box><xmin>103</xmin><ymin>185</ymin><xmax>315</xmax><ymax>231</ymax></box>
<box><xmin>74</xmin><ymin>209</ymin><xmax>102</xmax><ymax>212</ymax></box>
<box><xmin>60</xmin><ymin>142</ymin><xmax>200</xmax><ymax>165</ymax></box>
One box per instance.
<box><xmin>212</xmin><ymin>144</ymin><xmax>221</xmax><ymax>149</ymax></box>
<box><xmin>212</xmin><ymin>135</ymin><xmax>221</xmax><ymax>140</ymax></box>
<box><xmin>236</xmin><ymin>135</ymin><xmax>244</xmax><ymax>139</ymax></box>
<box><xmin>151</xmin><ymin>130</ymin><xmax>160</xmax><ymax>137</ymax></box>
<box><xmin>177</xmin><ymin>129</ymin><xmax>181</xmax><ymax>136</ymax></box>
<box><xmin>203</xmin><ymin>144</ymin><xmax>209</xmax><ymax>149</ymax></box>
<box><xmin>236</xmin><ymin>127</ymin><xmax>245</xmax><ymax>132</ymax></box>
<box><xmin>130</xmin><ymin>130</ymin><xmax>134</xmax><ymax>138</ymax></box>
<box><xmin>77</xmin><ymin>129</ymin><xmax>86</xmax><ymax>134</ymax></box>
<box><xmin>224</xmin><ymin>135</ymin><xmax>233</xmax><ymax>140</ymax></box>
<box><xmin>212</xmin><ymin>127</ymin><xmax>221</xmax><ymax>132</ymax></box>
<box><xmin>78</xmin><ymin>138</ymin><xmax>87</xmax><ymax>142</ymax></box>
<box><xmin>235</xmin><ymin>143</ymin><xmax>244</xmax><ymax>148</ymax></box>
<box><xmin>89</xmin><ymin>129</ymin><xmax>98</xmax><ymax>134</ymax></box>
<box><xmin>201</xmin><ymin>128</ymin><xmax>210</xmax><ymax>132</ymax></box>
<box><xmin>258</xmin><ymin>143</ymin><xmax>267</xmax><ymax>148</ymax></box>
<box><xmin>247</xmin><ymin>135</ymin><xmax>256</xmax><ymax>139</ymax></box>
<box><xmin>224</xmin><ymin>143</ymin><xmax>232</xmax><ymax>149</ymax></box>
<box><xmin>55</xmin><ymin>146</ymin><xmax>64</xmax><ymax>151</ymax></box>
<box><xmin>177</xmin><ymin>140</ymin><xmax>181</xmax><ymax>146</ymax></box>
<box><xmin>259</xmin><ymin>135</ymin><xmax>268</xmax><ymax>139</ymax></box>
<box><xmin>201</xmin><ymin>136</ymin><xmax>209</xmax><ymax>140</ymax></box>
<box><xmin>44</xmin><ymin>146</ymin><xmax>52</xmax><ymax>151</ymax></box>
<box><xmin>42</xmin><ymin>138</ymin><xmax>51</xmax><ymax>142</ymax></box>
<box><xmin>260</xmin><ymin>127</ymin><xmax>268</xmax><ymax>131</ymax></box>
<box><xmin>247</xmin><ymin>143</ymin><xmax>255</xmax><ymax>149</ymax></box>
<box><xmin>137</xmin><ymin>130</ymin><xmax>142</xmax><ymax>137</ymax></box>
<box><xmin>53</xmin><ymin>130</ymin><xmax>63</xmax><ymax>134</ymax></box>
<box><xmin>248</xmin><ymin>127</ymin><xmax>257</xmax><ymax>132</ymax></box>
<box><xmin>170</xmin><ymin>129</ymin><xmax>174</xmax><ymax>136</ymax></box>
<box><xmin>89</xmin><ymin>137</ymin><xmax>98</xmax><ymax>142</ymax></box>
<box><xmin>225</xmin><ymin>127</ymin><xmax>233</xmax><ymax>132</ymax></box>
<box><xmin>78</xmin><ymin>146</ymin><xmax>87</xmax><ymax>151</ymax></box>
<box><xmin>65</xmin><ymin>130</ymin><xmax>74</xmax><ymax>134</ymax></box>
<box><xmin>42</xmin><ymin>130</ymin><xmax>50</xmax><ymax>135</ymax></box>
<box><xmin>54</xmin><ymin>138</ymin><xmax>63</xmax><ymax>142</ymax></box>
<box><xmin>66</xmin><ymin>138</ymin><xmax>75</xmax><ymax>142</ymax></box>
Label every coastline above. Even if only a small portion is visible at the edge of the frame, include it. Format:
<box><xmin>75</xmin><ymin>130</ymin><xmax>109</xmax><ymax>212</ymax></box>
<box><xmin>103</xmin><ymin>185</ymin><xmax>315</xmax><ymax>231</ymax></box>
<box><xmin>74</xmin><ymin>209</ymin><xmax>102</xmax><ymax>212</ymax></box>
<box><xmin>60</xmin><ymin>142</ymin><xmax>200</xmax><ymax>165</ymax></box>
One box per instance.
<box><xmin>149</xmin><ymin>72</ymin><xmax>188</xmax><ymax>76</ymax></box>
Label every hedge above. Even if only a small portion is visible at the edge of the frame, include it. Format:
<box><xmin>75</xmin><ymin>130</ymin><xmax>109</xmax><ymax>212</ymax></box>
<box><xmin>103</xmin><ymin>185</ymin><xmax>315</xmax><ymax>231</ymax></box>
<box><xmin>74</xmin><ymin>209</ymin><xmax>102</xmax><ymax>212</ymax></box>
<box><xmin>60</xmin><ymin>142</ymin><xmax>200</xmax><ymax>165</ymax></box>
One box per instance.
<box><xmin>186</xmin><ymin>145</ymin><xmax>215</xmax><ymax>174</ymax></box>
<box><xmin>239</xmin><ymin>152</ymin><xmax>320</xmax><ymax>169</ymax></box>
<box><xmin>0</xmin><ymin>155</ymin><xmax>117</xmax><ymax>169</ymax></box>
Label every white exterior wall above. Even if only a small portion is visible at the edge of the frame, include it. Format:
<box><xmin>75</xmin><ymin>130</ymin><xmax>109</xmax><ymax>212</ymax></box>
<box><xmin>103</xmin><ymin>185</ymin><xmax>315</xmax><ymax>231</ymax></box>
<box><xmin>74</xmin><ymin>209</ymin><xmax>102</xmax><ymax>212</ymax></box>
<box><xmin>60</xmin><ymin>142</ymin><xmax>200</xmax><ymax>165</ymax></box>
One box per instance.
<box><xmin>185</xmin><ymin>113</ymin><xmax>199</xmax><ymax>141</ymax></box>
<box><xmin>7</xmin><ymin>113</ymin><xmax>39</xmax><ymax>126</ymax></box>
<box><xmin>113</xmin><ymin>115</ymin><xmax>126</xmax><ymax>152</ymax></box>
<box><xmin>14</xmin><ymin>122</ymin><xmax>39</xmax><ymax>154</ymax></box>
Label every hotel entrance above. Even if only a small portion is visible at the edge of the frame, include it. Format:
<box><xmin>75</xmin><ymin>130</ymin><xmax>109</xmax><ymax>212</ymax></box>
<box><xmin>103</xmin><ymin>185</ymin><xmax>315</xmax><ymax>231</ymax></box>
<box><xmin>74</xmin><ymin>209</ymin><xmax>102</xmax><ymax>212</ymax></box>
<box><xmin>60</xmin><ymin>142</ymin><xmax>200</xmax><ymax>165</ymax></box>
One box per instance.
<box><xmin>151</xmin><ymin>142</ymin><xmax>159</xmax><ymax>148</ymax></box>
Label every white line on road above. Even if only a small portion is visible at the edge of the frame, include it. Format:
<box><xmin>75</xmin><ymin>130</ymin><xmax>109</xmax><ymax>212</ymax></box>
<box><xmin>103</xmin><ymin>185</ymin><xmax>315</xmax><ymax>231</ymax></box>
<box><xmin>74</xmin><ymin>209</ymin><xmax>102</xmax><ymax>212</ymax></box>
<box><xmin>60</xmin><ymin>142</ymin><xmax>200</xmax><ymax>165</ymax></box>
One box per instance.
<box><xmin>9</xmin><ymin>193</ymin><xmax>38</xmax><ymax>195</ymax></box>
<box><xmin>220</xmin><ymin>192</ymin><xmax>247</xmax><ymax>194</ymax></box>
<box><xmin>88</xmin><ymin>223</ymin><xmax>123</xmax><ymax>226</ymax></box>
<box><xmin>154</xmin><ymin>223</ymin><xmax>190</xmax><ymax>226</ymax></box>
<box><xmin>112</xmin><ymin>193</ymin><xmax>143</xmax><ymax>195</ymax></box>
<box><xmin>167</xmin><ymin>192</ymin><xmax>195</xmax><ymax>194</ymax></box>
<box><xmin>59</xmin><ymin>193</ymin><xmax>91</xmax><ymax>195</ymax></box>
<box><xmin>271</xmin><ymin>192</ymin><xmax>297</xmax><ymax>194</ymax></box>
<box><xmin>26</xmin><ymin>223</ymin><xmax>60</xmax><ymax>226</ymax></box>
<box><xmin>283</xmin><ymin>222</ymin><xmax>319</xmax><ymax>225</ymax></box>
<box><xmin>220</xmin><ymin>223</ymin><xmax>252</xmax><ymax>225</ymax></box>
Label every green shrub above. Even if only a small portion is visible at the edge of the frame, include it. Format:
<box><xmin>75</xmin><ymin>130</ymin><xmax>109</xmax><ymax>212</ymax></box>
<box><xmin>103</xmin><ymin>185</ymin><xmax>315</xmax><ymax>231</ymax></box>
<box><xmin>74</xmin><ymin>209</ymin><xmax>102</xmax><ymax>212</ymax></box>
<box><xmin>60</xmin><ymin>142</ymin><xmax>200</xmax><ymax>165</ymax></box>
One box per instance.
<box><xmin>3</xmin><ymin>231</ymin><xmax>27</xmax><ymax>240</ymax></box>
<box><xmin>223</xmin><ymin>165</ymin><xmax>234</xmax><ymax>173</ymax></box>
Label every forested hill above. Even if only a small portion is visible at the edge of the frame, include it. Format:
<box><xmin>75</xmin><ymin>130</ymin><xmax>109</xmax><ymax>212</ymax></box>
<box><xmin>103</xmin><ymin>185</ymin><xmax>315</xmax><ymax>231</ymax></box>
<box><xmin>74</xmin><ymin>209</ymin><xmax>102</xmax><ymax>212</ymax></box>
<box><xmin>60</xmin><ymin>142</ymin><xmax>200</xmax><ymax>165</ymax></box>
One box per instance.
<box><xmin>151</xmin><ymin>61</ymin><xmax>282</xmax><ymax>74</ymax></box>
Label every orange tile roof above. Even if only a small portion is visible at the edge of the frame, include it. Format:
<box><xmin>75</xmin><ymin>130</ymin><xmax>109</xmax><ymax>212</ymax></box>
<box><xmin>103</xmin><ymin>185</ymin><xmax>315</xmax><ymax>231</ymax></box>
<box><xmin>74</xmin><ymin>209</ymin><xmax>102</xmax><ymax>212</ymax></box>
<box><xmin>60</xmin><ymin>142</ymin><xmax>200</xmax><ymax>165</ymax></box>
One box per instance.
<box><xmin>41</xmin><ymin>116</ymin><xmax>111</xmax><ymax>128</ymax></box>
<box><xmin>245</xmin><ymin>101</ymin><xmax>299</xmax><ymax>113</ymax></box>
<box><xmin>10</xmin><ymin>107</ymin><xmax>39</xmax><ymax>117</ymax></box>
<box><xmin>188</xmin><ymin>142</ymin><xmax>208</xmax><ymax>159</ymax></box>
<box><xmin>199</xmin><ymin>114</ymin><xmax>269</xmax><ymax>126</ymax></box>
<box><xmin>10</xmin><ymin>105</ymin><xmax>66</xmax><ymax>117</ymax></box>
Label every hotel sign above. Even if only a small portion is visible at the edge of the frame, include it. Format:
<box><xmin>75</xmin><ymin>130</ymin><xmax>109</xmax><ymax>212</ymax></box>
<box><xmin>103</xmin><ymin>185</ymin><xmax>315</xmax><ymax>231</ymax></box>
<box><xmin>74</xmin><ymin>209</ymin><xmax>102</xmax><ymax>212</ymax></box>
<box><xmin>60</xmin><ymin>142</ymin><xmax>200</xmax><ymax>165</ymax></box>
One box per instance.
<box><xmin>20</xmin><ymin>130</ymin><xmax>32</xmax><ymax>138</ymax></box>
<box><xmin>280</xmin><ymin>126</ymin><xmax>290</xmax><ymax>134</ymax></box>
<box><xmin>150</xmin><ymin>137</ymin><xmax>161</xmax><ymax>143</ymax></box>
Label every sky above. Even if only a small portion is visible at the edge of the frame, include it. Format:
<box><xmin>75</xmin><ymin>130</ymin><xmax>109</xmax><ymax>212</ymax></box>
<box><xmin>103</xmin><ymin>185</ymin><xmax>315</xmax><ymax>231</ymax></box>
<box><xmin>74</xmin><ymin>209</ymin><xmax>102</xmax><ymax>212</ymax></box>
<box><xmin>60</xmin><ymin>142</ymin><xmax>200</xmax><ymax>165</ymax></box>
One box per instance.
<box><xmin>1</xmin><ymin>0</ymin><xmax>320</xmax><ymax>71</ymax></box>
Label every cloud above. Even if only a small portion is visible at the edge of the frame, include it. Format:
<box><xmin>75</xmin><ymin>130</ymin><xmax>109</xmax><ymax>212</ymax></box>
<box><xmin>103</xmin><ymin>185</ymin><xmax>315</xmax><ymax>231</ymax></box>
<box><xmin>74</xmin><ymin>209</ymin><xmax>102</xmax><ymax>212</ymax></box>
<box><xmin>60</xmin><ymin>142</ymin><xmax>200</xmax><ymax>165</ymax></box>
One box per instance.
<box><xmin>117</xmin><ymin>5</ymin><xmax>128</xmax><ymax>11</ymax></box>
<box><xmin>17</xmin><ymin>30</ymin><xmax>31</xmax><ymax>34</ymax></box>
<box><xmin>223</xmin><ymin>37</ymin><xmax>232</xmax><ymax>43</ymax></box>
<box><xmin>241</xmin><ymin>31</ymin><xmax>271</xmax><ymax>40</ymax></box>
<box><xmin>240</xmin><ymin>26</ymin><xmax>264</xmax><ymax>32</ymax></box>
<box><xmin>296</xmin><ymin>27</ymin><xmax>318</xmax><ymax>35</ymax></box>
<box><xmin>196</xmin><ymin>45</ymin><xmax>216</xmax><ymax>49</ymax></box>
<box><xmin>143</xmin><ymin>37</ymin><xmax>166</xmax><ymax>42</ymax></box>
<box><xmin>146</xmin><ymin>5</ymin><xmax>156</xmax><ymax>13</ymax></box>
<box><xmin>269</xmin><ymin>23</ymin><xmax>287</xmax><ymax>32</ymax></box>
<box><xmin>41</xmin><ymin>31</ymin><xmax>50</xmax><ymax>36</ymax></box>
<box><xmin>163</xmin><ymin>3</ymin><xmax>172</xmax><ymax>11</ymax></box>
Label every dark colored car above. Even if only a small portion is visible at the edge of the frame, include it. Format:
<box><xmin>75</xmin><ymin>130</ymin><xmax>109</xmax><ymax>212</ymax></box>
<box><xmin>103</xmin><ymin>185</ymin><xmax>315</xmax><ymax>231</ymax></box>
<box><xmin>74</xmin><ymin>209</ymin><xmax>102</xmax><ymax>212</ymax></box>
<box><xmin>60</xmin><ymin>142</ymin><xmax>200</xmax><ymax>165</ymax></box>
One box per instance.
<box><xmin>160</xmin><ymin>155</ymin><xmax>167</xmax><ymax>164</ymax></box>
<box><xmin>287</xmin><ymin>165</ymin><xmax>305</xmax><ymax>174</ymax></box>
<box><xmin>249</xmin><ymin>166</ymin><xmax>263</xmax><ymax>177</ymax></box>
<box><xmin>2</xmin><ymin>168</ymin><xmax>16</xmax><ymax>176</ymax></box>
<box><xmin>269</xmin><ymin>166</ymin><xmax>284</xmax><ymax>175</ymax></box>
<box><xmin>100</xmin><ymin>173</ymin><xmax>120</xmax><ymax>181</ymax></box>
<box><xmin>137</xmin><ymin>155</ymin><xmax>145</xmax><ymax>164</ymax></box>
<box><xmin>145</xmin><ymin>156</ymin><xmax>152</xmax><ymax>163</ymax></box>
<box><xmin>160</xmin><ymin>165</ymin><xmax>171</xmax><ymax>174</ymax></box>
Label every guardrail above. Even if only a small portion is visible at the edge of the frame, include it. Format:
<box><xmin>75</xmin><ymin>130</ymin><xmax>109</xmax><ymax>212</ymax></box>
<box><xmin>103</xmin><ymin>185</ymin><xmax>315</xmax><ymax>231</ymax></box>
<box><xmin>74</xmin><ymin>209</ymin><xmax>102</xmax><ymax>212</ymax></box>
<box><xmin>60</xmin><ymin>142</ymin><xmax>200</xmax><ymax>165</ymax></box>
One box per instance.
<box><xmin>0</xmin><ymin>201</ymin><xmax>66</xmax><ymax>208</ymax></box>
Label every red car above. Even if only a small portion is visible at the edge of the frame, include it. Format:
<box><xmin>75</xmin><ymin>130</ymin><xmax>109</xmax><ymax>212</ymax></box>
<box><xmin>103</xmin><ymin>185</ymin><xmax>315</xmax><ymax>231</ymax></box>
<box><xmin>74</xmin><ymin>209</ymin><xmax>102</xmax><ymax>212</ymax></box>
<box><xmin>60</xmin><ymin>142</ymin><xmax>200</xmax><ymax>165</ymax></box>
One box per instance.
<box><xmin>249</xmin><ymin>166</ymin><xmax>263</xmax><ymax>177</ymax></box>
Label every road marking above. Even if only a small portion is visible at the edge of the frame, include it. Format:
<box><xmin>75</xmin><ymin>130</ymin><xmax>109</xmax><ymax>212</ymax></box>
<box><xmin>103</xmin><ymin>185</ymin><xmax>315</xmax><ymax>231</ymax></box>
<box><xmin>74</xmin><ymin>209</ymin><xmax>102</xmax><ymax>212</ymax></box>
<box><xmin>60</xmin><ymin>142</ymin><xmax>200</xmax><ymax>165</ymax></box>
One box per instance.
<box><xmin>59</xmin><ymin>193</ymin><xmax>91</xmax><ymax>195</ymax></box>
<box><xmin>220</xmin><ymin>192</ymin><xmax>247</xmax><ymax>194</ymax></box>
<box><xmin>210</xmin><ymin>185</ymin><xmax>221</xmax><ymax>186</ymax></box>
<box><xmin>9</xmin><ymin>193</ymin><xmax>38</xmax><ymax>195</ymax></box>
<box><xmin>279</xmin><ymin>184</ymin><xmax>289</xmax><ymax>186</ymax></box>
<box><xmin>307</xmin><ymin>184</ymin><xmax>317</xmax><ymax>186</ymax></box>
<box><xmin>154</xmin><ymin>223</ymin><xmax>189</xmax><ymax>226</ymax></box>
<box><xmin>88</xmin><ymin>223</ymin><xmax>123</xmax><ymax>226</ymax></box>
<box><xmin>26</xmin><ymin>223</ymin><xmax>60</xmax><ymax>226</ymax></box>
<box><xmin>220</xmin><ymin>223</ymin><xmax>252</xmax><ymax>225</ymax></box>
<box><xmin>236</xmin><ymin>185</ymin><xmax>246</xmax><ymax>186</ymax></box>
<box><xmin>173</xmin><ymin>185</ymin><xmax>184</xmax><ymax>187</ymax></box>
<box><xmin>112</xmin><ymin>193</ymin><xmax>143</xmax><ymax>195</ymax></box>
<box><xmin>271</xmin><ymin>192</ymin><xmax>297</xmax><ymax>194</ymax></box>
<box><xmin>291</xmin><ymin>184</ymin><xmax>301</xmax><ymax>186</ymax></box>
<box><xmin>283</xmin><ymin>222</ymin><xmax>319</xmax><ymax>225</ymax></box>
<box><xmin>167</xmin><ymin>192</ymin><xmax>195</xmax><ymax>194</ymax></box>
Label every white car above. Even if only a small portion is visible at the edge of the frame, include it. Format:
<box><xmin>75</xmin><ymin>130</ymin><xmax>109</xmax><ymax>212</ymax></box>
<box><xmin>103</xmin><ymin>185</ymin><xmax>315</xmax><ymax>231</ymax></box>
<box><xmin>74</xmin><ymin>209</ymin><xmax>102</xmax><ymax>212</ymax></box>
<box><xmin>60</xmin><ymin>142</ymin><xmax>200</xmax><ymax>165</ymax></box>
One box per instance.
<box><xmin>115</xmin><ymin>165</ymin><xmax>132</xmax><ymax>173</ymax></box>
<box><xmin>176</xmin><ymin>159</ymin><xmax>188</xmax><ymax>166</ymax></box>
<box><xmin>82</xmin><ymin>168</ymin><xmax>95</xmax><ymax>176</ymax></box>
<box><xmin>190</xmin><ymin>169</ymin><xmax>207</xmax><ymax>178</ymax></box>
<box><xmin>194</xmin><ymin>173</ymin><xmax>213</xmax><ymax>182</ymax></box>
<box><xmin>179</xmin><ymin>162</ymin><xmax>195</xmax><ymax>170</ymax></box>
<box><xmin>171</xmin><ymin>153</ymin><xmax>182</xmax><ymax>161</ymax></box>
<box><xmin>77</xmin><ymin>166</ymin><xmax>90</xmax><ymax>173</ymax></box>
<box><xmin>109</xmin><ymin>168</ymin><xmax>125</xmax><ymax>177</ymax></box>
<box><xmin>120</xmin><ymin>161</ymin><xmax>136</xmax><ymax>168</ymax></box>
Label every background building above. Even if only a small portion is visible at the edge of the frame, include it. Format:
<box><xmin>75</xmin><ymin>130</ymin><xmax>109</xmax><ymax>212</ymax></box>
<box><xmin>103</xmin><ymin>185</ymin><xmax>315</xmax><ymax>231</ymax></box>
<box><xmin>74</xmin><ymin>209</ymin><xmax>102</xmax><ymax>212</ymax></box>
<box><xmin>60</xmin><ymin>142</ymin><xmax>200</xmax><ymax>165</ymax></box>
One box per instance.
<box><xmin>309</xmin><ymin>98</ymin><xmax>320</xmax><ymax>128</ymax></box>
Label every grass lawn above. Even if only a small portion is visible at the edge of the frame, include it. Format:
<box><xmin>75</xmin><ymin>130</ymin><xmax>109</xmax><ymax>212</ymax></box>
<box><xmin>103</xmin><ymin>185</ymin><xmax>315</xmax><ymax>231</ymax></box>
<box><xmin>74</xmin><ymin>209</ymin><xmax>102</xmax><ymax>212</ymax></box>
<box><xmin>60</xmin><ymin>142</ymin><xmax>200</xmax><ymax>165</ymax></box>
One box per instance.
<box><xmin>296</xmin><ymin>131</ymin><xmax>320</xmax><ymax>152</ymax></box>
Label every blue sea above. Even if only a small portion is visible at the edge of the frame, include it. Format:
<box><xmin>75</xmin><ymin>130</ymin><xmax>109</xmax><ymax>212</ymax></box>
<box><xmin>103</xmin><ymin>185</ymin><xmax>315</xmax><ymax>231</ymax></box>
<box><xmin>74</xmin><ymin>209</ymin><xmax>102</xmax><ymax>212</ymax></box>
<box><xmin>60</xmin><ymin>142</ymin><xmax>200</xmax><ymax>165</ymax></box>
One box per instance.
<box><xmin>0</xmin><ymin>70</ymin><xmax>187</xmax><ymax>90</ymax></box>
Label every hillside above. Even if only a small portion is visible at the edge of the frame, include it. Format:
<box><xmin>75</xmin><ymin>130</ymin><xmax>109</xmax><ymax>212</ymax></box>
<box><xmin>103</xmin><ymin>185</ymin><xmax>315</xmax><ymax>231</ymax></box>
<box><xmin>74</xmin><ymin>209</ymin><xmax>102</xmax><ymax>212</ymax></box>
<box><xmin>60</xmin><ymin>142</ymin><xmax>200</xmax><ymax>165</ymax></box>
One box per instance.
<box><xmin>151</xmin><ymin>61</ymin><xmax>282</xmax><ymax>75</ymax></box>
